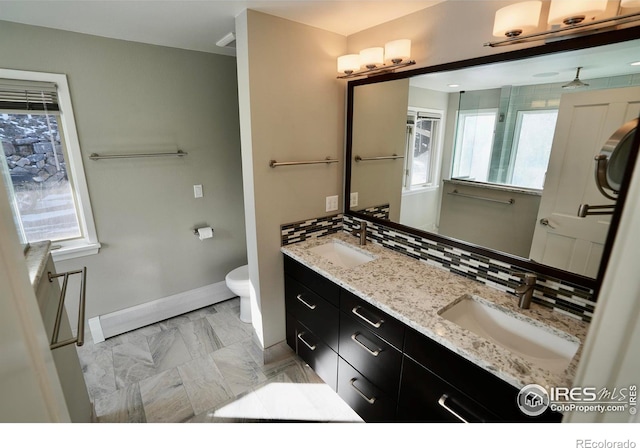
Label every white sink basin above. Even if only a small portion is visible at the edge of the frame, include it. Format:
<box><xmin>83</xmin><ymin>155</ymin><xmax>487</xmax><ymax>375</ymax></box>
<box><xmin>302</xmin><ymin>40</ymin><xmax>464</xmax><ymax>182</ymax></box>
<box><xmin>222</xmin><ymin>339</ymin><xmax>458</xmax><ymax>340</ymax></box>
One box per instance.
<box><xmin>439</xmin><ymin>295</ymin><xmax>580</xmax><ymax>374</ymax></box>
<box><xmin>309</xmin><ymin>241</ymin><xmax>375</xmax><ymax>269</ymax></box>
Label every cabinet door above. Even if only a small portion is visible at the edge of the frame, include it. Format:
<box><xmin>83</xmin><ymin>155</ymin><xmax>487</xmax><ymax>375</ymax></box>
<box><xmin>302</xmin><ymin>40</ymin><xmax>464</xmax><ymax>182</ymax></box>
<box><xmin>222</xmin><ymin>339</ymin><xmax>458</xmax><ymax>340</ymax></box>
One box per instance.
<box><xmin>284</xmin><ymin>256</ymin><xmax>340</xmax><ymax>306</ymax></box>
<box><xmin>340</xmin><ymin>289</ymin><xmax>404</xmax><ymax>349</ymax></box>
<box><xmin>397</xmin><ymin>357</ymin><xmax>499</xmax><ymax>423</ymax></box>
<box><xmin>287</xmin><ymin>317</ymin><xmax>338</xmax><ymax>391</ymax></box>
<box><xmin>404</xmin><ymin>327</ymin><xmax>562</xmax><ymax>422</ymax></box>
<box><xmin>337</xmin><ymin>358</ymin><xmax>396</xmax><ymax>422</ymax></box>
<box><xmin>285</xmin><ymin>275</ymin><xmax>339</xmax><ymax>351</ymax></box>
<box><xmin>338</xmin><ymin>312</ymin><xmax>402</xmax><ymax>395</ymax></box>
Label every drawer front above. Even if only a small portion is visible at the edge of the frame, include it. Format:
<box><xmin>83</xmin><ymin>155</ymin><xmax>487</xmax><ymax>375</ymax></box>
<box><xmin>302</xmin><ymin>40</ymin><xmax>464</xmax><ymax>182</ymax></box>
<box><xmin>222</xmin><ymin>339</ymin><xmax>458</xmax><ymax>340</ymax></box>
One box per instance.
<box><xmin>339</xmin><ymin>312</ymin><xmax>402</xmax><ymax>394</ymax></box>
<box><xmin>285</xmin><ymin>275</ymin><xmax>339</xmax><ymax>351</ymax></box>
<box><xmin>284</xmin><ymin>256</ymin><xmax>340</xmax><ymax>307</ymax></box>
<box><xmin>290</xmin><ymin>319</ymin><xmax>338</xmax><ymax>391</ymax></box>
<box><xmin>337</xmin><ymin>357</ymin><xmax>396</xmax><ymax>422</ymax></box>
<box><xmin>340</xmin><ymin>289</ymin><xmax>405</xmax><ymax>349</ymax></box>
<box><xmin>397</xmin><ymin>356</ymin><xmax>499</xmax><ymax>423</ymax></box>
<box><xmin>404</xmin><ymin>327</ymin><xmax>562</xmax><ymax>422</ymax></box>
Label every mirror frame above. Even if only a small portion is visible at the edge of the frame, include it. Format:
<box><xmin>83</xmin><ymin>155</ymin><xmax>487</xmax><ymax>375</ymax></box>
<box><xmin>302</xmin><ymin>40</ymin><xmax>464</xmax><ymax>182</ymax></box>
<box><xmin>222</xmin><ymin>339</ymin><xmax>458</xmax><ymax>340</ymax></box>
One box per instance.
<box><xmin>345</xmin><ymin>27</ymin><xmax>640</xmax><ymax>293</ymax></box>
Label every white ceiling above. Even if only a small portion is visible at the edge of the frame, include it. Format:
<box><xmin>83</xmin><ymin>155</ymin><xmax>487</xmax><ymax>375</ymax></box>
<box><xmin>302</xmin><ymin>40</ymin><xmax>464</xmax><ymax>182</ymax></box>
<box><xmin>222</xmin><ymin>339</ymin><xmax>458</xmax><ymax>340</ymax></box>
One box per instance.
<box><xmin>0</xmin><ymin>0</ymin><xmax>443</xmax><ymax>56</ymax></box>
<box><xmin>410</xmin><ymin>38</ymin><xmax>640</xmax><ymax>92</ymax></box>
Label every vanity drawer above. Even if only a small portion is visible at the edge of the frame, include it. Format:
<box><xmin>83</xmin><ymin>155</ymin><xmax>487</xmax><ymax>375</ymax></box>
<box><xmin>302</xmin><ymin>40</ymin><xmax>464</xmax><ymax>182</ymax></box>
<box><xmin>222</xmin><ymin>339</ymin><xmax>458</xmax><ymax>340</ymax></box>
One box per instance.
<box><xmin>403</xmin><ymin>327</ymin><xmax>562</xmax><ymax>422</ymax></box>
<box><xmin>337</xmin><ymin>357</ymin><xmax>396</xmax><ymax>423</ymax></box>
<box><xmin>285</xmin><ymin>275</ymin><xmax>339</xmax><ymax>351</ymax></box>
<box><xmin>340</xmin><ymin>289</ymin><xmax>405</xmax><ymax>349</ymax></box>
<box><xmin>287</xmin><ymin>317</ymin><xmax>338</xmax><ymax>391</ymax></box>
<box><xmin>339</xmin><ymin>312</ymin><xmax>402</xmax><ymax>395</ymax></box>
<box><xmin>397</xmin><ymin>356</ymin><xmax>498</xmax><ymax>422</ymax></box>
<box><xmin>284</xmin><ymin>256</ymin><xmax>340</xmax><ymax>307</ymax></box>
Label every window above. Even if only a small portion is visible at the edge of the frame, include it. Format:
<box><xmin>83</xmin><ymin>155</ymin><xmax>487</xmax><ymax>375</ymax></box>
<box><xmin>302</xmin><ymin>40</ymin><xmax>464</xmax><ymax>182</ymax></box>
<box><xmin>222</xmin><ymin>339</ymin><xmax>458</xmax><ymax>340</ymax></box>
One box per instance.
<box><xmin>451</xmin><ymin>109</ymin><xmax>498</xmax><ymax>183</ymax></box>
<box><xmin>508</xmin><ymin>109</ymin><xmax>558</xmax><ymax>189</ymax></box>
<box><xmin>0</xmin><ymin>69</ymin><xmax>99</xmax><ymax>261</ymax></box>
<box><xmin>404</xmin><ymin>109</ymin><xmax>441</xmax><ymax>190</ymax></box>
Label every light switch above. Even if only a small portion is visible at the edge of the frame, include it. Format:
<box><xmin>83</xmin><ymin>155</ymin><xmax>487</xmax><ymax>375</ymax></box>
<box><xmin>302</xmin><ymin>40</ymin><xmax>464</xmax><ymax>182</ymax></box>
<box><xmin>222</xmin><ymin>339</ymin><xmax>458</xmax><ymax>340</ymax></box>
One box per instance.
<box><xmin>326</xmin><ymin>195</ymin><xmax>338</xmax><ymax>212</ymax></box>
<box><xmin>350</xmin><ymin>192</ymin><xmax>358</xmax><ymax>207</ymax></box>
<box><xmin>193</xmin><ymin>184</ymin><xmax>203</xmax><ymax>198</ymax></box>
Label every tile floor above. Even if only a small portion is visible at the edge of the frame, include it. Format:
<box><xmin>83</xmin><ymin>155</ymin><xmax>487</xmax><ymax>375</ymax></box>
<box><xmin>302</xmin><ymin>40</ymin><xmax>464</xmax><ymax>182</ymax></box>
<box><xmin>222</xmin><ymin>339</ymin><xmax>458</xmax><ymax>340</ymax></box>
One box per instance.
<box><xmin>76</xmin><ymin>297</ymin><xmax>362</xmax><ymax>423</ymax></box>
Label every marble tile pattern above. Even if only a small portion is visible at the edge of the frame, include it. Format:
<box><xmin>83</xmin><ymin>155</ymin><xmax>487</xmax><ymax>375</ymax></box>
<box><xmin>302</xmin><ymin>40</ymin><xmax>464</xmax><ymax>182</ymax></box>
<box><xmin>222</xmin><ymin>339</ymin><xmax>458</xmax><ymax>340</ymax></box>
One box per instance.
<box><xmin>280</xmin><ymin>232</ymin><xmax>590</xmax><ymax>392</ymax></box>
<box><xmin>76</xmin><ymin>297</ymin><xmax>362</xmax><ymax>423</ymax></box>
<box><xmin>343</xmin><ymin>214</ymin><xmax>596</xmax><ymax>322</ymax></box>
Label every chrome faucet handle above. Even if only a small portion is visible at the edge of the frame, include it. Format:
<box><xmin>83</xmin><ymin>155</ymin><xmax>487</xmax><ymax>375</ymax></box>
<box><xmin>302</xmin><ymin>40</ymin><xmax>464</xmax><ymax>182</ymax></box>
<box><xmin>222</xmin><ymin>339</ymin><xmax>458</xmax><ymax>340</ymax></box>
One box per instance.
<box><xmin>514</xmin><ymin>272</ymin><xmax>536</xmax><ymax>285</ymax></box>
<box><xmin>512</xmin><ymin>272</ymin><xmax>536</xmax><ymax>309</ymax></box>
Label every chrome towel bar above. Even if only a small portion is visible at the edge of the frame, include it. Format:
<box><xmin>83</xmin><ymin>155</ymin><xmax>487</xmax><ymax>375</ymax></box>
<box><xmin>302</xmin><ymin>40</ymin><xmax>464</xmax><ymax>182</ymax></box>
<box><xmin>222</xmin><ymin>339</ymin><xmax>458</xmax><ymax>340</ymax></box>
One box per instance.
<box><xmin>48</xmin><ymin>267</ymin><xmax>87</xmax><ymax>350</ymax></box>
<box><xmin>89</xmin><ymin>150</ymin><xmax>187</xmax><ymax>160</ymax></box>
<box><xmin>448</xmin><ymin>189</ymin><xmax>514</xmax><ymax>205</ymax></box>
<box><xmin>269</xmin><ymin>157</ymin><xmax>338</xmax><ymax>168</ymax></box>
<box><xmin>355</xmin><ymin>154</ymin><xmax>404</xmax><ymax>162</ymax></box>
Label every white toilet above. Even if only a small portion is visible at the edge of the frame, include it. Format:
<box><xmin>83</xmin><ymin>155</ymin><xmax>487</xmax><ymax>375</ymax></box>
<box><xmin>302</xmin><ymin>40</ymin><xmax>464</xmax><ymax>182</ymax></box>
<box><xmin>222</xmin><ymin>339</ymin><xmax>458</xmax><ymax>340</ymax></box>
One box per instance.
<box><xmin>225</xmin><ymin>265</ymin><xmax>251</xmax><ymax>323</ymax></box>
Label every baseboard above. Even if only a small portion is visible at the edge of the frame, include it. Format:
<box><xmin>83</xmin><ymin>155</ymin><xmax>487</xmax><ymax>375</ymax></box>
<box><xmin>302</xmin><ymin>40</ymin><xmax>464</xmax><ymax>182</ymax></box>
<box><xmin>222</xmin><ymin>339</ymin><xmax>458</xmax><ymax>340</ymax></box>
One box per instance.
<box><xmin>89</xmin><ymin>281</ymin><xmax>235</xmax><ymax>343</ymax></box>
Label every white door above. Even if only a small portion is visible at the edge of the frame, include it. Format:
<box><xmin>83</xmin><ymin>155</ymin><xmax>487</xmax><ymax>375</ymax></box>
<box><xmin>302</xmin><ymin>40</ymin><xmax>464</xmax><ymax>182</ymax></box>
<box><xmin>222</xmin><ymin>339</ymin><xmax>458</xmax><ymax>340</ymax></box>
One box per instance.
<box><xmin>529</xmin><ymin>86</ymin><xmax>640</xmax><ymax>277</ymax></box>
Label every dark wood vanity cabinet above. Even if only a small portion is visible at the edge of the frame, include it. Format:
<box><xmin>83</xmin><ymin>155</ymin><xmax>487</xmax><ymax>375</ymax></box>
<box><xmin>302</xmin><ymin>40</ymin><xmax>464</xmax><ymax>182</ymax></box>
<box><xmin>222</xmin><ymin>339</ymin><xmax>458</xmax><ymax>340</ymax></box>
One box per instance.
<box><xmin>401</xmin><ymin>327</ymin><xmax>563</xmax><ymax>423</ymax></box>
<box><xmin>284</xmin><ymin>257</ymin><xmax>340</xmax><ymax>390</ymax></box>
<box><xmin>283</xmin><ymin>255</ymin><xmax>563</xmax><ymax>423</ymax></box>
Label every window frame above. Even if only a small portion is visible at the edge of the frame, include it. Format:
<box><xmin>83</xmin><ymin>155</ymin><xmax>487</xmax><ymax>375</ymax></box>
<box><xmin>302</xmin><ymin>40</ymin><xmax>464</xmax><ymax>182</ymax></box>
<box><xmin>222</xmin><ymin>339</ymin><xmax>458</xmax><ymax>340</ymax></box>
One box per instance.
<box><xmin>451</xmin><ymin>108</ymin><xmax>499</xmax><ymax>183</ymax></box>
<box><xmin>506</xmin><ymin>108</ymin><xmax>559</xmax><ymax>189</ymax></box>
<box><xmin>0</xmin><ymin>68</ymin><xmax>100</xmax><ymax>261</ymax></box>
<box><xmin>404</xmin><ymin>107</ymin><xmax>443</xmax><ymax>192</ymax></box>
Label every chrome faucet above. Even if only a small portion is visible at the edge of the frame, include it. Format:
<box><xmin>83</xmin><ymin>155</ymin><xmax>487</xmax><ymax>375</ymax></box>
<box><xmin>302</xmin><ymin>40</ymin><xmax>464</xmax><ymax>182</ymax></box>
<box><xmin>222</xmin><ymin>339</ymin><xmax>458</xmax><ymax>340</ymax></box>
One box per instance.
<box><xmin>513</xmin><ymin>273</ymin><xmax>536</xmax><ymax>309</ymax></box>
<box><xmin>352</xmin><ymin>221</ymin><xmax>368</xmax><ymax>246</ymax></box>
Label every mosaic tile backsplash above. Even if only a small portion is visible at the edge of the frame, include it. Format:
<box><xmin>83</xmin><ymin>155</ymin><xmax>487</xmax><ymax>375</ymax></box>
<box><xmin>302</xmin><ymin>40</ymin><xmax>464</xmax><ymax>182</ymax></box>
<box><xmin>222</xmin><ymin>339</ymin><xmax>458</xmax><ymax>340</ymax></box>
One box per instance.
<box><xmin>281</xmin><ymin>214</ymin><xmax>596</xmax><ymax>322</ymax></box>
<box><xmin>353</xmin><ymin>204</ymin><xmax>390</xmax><ymax>220</ymax></box>
<box><xmin>281</xmin><ymin>214</ymin><xmax>342</xmax><ymax>246</ymax></box>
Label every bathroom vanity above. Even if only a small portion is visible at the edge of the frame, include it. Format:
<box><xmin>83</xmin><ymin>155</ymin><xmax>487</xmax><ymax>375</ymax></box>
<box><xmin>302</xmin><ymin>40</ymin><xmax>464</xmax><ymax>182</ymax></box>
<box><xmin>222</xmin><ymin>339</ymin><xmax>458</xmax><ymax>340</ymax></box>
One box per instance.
<box><xmin>281</xmin><ymin>233</ymin><xmax>589</xmax><ymax>422</ymax></box>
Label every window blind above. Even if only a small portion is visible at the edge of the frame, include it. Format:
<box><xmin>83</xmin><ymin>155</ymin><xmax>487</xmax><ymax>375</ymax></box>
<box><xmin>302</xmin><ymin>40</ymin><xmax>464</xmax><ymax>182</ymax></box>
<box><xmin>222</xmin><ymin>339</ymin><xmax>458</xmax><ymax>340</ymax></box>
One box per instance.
<box><xmin>0</xmin><ymin>79</ymin><xmax>59</xmax><ymax>112</ymax></box>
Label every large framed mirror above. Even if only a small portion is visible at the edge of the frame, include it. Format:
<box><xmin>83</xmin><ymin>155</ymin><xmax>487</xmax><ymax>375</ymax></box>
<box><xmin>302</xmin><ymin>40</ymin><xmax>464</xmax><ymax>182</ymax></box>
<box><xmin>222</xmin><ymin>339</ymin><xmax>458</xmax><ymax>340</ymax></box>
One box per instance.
<box><xmin>345</xmin><ymin>28</ymin><xmax>640</xmax><ymax>289</ymax></box>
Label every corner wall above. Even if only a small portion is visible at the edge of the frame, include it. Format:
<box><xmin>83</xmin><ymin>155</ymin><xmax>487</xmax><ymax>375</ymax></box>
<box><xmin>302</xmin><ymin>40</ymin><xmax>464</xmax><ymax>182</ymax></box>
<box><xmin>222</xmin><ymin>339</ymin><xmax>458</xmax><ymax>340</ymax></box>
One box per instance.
<box><xmin>235</xmin><ymin>10</ymin><xmax>347</xmax><ymax>347</ymax></box>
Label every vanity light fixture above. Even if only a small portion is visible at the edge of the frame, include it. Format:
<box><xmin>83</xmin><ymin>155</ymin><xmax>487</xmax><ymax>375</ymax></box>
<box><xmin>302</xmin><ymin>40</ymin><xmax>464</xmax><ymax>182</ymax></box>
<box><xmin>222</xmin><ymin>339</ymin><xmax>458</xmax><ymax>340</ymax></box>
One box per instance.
<box><xmin>486</xmin><ymin>0</ymin><xmax>640</xmax><ymax>47</ymax></box>
<box><xmin>337</xmin><ymin>39</ymin><xmax>415</xmax><ymax>79</ymax></box>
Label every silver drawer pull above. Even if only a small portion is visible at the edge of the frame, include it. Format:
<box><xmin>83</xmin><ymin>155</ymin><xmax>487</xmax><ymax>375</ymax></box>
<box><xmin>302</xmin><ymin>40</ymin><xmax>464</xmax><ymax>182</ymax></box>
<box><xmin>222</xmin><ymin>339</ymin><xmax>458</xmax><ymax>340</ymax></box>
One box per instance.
<box><xmin>352</xmin><ymin>305</ymin><xmax>384</xmax><ymax>328</ymax></box>
<box><xmin>351</xmin><ymin>332</ymin><xmax>381</xmax><ymax>357</ymax></box>
<box><xmin>297</xmin><ymin>332</ymin><xmax>316</xmax><ymax>351</ymax></box>
<box><xmin>438</xmin><ymin>394</ymin><xmax>469</xmax><ymax>423</ymax></box>
<box><xmin>350</xmin><ymin>378</ymin><xmax>377</xmax><ymax>405</ymax></box>
<box><xmin>296</xmin><ymin>294</ymin><xmax>316</xmax><ymax>310</ymax></box>
<box><xmin>48</xmin><ymin>267</ymin><xmax>87</xmax><ymax>350</ymax></box>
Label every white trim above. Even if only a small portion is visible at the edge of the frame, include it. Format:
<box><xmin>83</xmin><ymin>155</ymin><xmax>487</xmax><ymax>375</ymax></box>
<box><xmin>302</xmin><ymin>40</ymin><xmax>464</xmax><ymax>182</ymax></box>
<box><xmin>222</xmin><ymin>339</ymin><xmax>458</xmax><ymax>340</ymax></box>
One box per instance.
<box><xmin>51</xmin><ymin>241</ymin><xmax>101</xmax><ymax>262</ymax></box>
<box><xmin>87</xmin><ymin>317</ymin><xmax>104</xmax><ymax>344</ymax></box>
<box><xmin>91</xmin><ymin>281</ymin><xmax>236</xmax><ymax>342</ymax></box>
<box><xmin>0</xmin><ymin>68</ymin><xmax>100</xmax><ymax>260</ymax></box>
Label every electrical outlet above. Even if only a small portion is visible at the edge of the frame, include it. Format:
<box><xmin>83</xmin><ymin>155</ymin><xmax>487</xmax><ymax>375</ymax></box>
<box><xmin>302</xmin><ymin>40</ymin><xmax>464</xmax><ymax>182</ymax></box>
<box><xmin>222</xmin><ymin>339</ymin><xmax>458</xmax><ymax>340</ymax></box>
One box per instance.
<box><xmin>326</xmin><ymin>195</ymin><xmax>339</xmax><ymax>212</ymax></box>
<box><xmin>193</xmin><ymin>184</ymin><xmax>203</xmax><ymax>198</ymax></box>
<box><xmin>350</xmin><ymin>192</ymin><xmax>358</xmax><ymax>207</ymax></box>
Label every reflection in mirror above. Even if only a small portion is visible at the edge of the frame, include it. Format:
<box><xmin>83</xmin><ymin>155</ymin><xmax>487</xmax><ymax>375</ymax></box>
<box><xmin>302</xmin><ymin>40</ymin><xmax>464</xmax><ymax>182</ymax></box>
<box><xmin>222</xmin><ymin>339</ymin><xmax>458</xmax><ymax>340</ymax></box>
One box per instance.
<box><xmin>349</xmin><ymin>37</ymin><xmax>640</xmax><ymax>279</ymax></box>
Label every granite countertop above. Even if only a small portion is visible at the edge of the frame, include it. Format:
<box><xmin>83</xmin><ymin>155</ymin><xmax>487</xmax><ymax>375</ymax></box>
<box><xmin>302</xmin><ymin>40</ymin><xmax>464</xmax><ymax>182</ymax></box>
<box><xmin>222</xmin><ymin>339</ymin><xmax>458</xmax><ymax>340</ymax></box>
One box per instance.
<box><xmin>281</xmin><ymin>232</ymin><xmax>590</xmax><ymax>391</ymax></box>
<box><xmin>25</xmin><ymin>241</ymin><xmax>51</xmax><ymax>287</ymax></box>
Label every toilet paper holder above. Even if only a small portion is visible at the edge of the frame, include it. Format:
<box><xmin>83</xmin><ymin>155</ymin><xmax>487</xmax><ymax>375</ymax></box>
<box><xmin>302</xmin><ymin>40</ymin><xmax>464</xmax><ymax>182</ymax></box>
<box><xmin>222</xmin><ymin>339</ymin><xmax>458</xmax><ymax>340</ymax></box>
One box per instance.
<box><xmin>193</xmin><ymin>226</ymin><xmax>214</xmax><ymax>239</ymax></box>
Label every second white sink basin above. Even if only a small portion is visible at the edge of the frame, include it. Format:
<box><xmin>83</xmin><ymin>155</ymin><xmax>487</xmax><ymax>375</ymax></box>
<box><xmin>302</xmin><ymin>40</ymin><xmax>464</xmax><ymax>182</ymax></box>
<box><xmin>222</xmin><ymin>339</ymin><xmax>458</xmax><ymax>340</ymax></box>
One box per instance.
<box><xmin>309</xmin><ymin>241</ymin><xmax>375</xmax><ymax>269</ymax></box>
<box><xmin>439</xmin><ymin>295</ymin><xmax>580</xmax><ymax>374</ymax></box>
